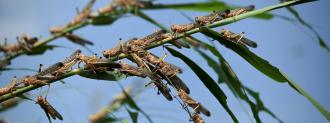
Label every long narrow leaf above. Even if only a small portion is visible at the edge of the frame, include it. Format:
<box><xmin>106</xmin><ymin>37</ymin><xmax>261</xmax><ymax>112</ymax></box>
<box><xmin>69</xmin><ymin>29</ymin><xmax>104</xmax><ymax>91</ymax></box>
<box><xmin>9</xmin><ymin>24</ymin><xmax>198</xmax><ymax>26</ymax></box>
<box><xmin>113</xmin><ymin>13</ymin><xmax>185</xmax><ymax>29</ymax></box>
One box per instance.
<box><xmin>146</xmin><ymin>2</ymin><xmax>273</xmax><ymax>20</ymax></box>
<box><xmin>165</xmin><ymin>47</ymin><xmax>239</xmax><ymax>123</ymax></box>
<box><xmin>200</xmin><ymin>27</ymin><xmax>330</xmax><ymax>121</ymax></box>
<box><xmin>126</xmin><ymin>107</ymin><xmax>139</xmax><ymax>123</ymax></box>
<box><xmin>120</xmin><ymin>86</ymin><xmax>153</xmax><ymax>123</ymax></box>
<box><xmin>200</xmin><ymin>27</ymin><xmax>287</xmax><ymax>82</ymax></box>
<box><xmin>286</xmin><ymin>7</ymin><xmax>330</xmax><ymax>52</ymax></box>
<box><xmin>193</xmin><ymin>41</ymin><xmax>281</xmax><ymax>123</ymax></box>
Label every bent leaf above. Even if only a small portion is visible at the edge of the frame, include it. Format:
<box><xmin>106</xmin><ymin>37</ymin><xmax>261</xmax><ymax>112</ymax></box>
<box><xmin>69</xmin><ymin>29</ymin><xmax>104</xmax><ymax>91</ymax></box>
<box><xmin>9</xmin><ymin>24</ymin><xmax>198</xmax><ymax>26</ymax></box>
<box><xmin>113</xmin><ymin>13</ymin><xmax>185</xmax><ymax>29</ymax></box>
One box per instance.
<box><xmin>166</xmin><ymin>47</ymin><xmax>239</xmax><ymax>123</ymax></box>
<box><xmin>286</xmin><ymin>7</ymin><xmax>330</xmax><ymax>52</ymax></box>
<box><xmin>147</xmin><ymin>1</ymin><xmax>273</xmax><ymax>20</ymax></box>
<box><xmin>200</xmin><ymin>27</ymin><xmax>330</xmax><ymax>121</ymax></box>
<box><xmin>78</xmin><ymin>70</ymin><xmax>127</xmax><ymax>81</ymax></box>
<box><xmin>126</xmin><ymin>107</ymin><xmax>139</xmax><ymax>123</ymax></box>
<box><xmin>200</xmin><ymin>27</ymin><xmax>287</xmax><ymax>82</ymax></box>
<box><xmin>26</xmin><ymin>45</ymin><xmax>59</xmax><ymax>56</ymax></box>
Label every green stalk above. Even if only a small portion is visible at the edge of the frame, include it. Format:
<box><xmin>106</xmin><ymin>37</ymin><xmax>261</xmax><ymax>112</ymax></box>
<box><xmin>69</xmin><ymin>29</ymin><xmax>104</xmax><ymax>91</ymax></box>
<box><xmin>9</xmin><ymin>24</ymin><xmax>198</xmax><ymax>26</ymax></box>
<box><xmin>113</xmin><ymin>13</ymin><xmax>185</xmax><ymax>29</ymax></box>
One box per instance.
<box><xmin>0</xmin><ymin>0</ymin><xmax>312</xmax><ymax>102</ymax></box>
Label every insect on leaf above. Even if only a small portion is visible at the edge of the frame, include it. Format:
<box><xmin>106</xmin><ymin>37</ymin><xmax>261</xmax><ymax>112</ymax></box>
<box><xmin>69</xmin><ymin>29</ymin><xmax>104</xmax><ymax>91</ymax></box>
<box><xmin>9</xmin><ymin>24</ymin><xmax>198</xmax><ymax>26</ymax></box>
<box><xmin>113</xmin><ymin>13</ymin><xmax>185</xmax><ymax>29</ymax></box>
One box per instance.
<box><xmin>166</xmin><ymin>47</ymin><xmax>239</xmax><ymax>123</ymax></box>
<box><xmin>200</xmin><ymin>27</ymin><xmax>330</xmax><ymax>121</ymax></box>
<box><xmin>146</xmin><ymin>1</ymin><xmax>273</xmax><ymax>20</ymax></box>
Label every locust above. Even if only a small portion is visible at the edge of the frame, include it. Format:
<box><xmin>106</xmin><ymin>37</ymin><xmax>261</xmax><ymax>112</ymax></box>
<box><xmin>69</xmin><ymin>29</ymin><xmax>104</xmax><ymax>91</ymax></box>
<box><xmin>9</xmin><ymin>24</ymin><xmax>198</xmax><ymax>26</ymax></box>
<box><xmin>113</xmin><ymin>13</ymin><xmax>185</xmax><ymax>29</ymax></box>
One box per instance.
<box><xmin>36</xmin><ymin>96</ymin><xmax>63</xmax><ymax>123</ymax></box>
<box><xmin>65</xmin><ymin>33</ymin><xmax>94</xmax><ymax>46</ymax></box>
<box><xmin>78</xmin><ymin>54</ymin><xmax>108</xmax><ymax>72</ymax></box>
<box><xmin>51</xmin><ymin>50</ymin><xmax>82</xmax><ymax>76</ymax></box>
<box><xmin>191</xmin><ymin>113</ymin><xmax>205</xmax><ymax>123</ymax></box>
<box><xmin>23</xmin><ymin>76</ymin><xmax>48</xmax><ymax>86</ymax></box>
<box><xmin>0</xmin><ymin>77</ymin><xmax>18</xmax><ymax>96</ymax></box>
<box><xmin>195</xmin><ymin>10</ymin><xmax>229</xmax><ymax>26</ymax></box>
<box><xmin>118</xmin><ymin>61</ymin><xmax>173</xmax><ymax>101</ymax></box>
<box><xmin>171</xmin><ymin>23</ymin><xmax>197</xmax><ymax>34</ymax></box>
<box><xmin>35</xmin><ymin>62</ymin><xmax>64</xmax><ymax>77</ymax></box>
<box><xmin>177</xmin><ymin>89</ymin><xmax>211</xmax><ymax>116</ymax></box>
<box><xmin>224</xmin><ymin>5</ymin><xmax>255</xmax><ymax>18</ymax></box>
<box><xmin>118</xmin><ymin>61</ymin><xmax>149</xmax><ymax>78</ymax></box>
<box><xmin>68</xmin><ymin>0</ymin><xmax>96</xmax><ymax>26</ymax></box>
<box><xmin>219</xmin><ymin>29</ymin><xmax>257</xmax><ymax>48</ymax></box>
<box><xmin>103</xmin><ymin>40</ymin><xmax>132</xmax><ymax>58</ymax></box>
<box><xmin>114</xmin><ymin>0</ymin><xmax>152</xmax><ymax>9</ymax></box>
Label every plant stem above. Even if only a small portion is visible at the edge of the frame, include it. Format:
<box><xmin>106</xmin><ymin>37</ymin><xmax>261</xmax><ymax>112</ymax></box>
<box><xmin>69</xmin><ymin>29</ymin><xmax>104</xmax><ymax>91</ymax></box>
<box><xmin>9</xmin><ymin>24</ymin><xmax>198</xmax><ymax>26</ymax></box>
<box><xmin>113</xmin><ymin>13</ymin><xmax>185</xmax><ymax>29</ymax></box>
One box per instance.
<box><xmin>0</xmin><ymin>0</ymin><xmax>309</xmax><ymax>102</ymax></box>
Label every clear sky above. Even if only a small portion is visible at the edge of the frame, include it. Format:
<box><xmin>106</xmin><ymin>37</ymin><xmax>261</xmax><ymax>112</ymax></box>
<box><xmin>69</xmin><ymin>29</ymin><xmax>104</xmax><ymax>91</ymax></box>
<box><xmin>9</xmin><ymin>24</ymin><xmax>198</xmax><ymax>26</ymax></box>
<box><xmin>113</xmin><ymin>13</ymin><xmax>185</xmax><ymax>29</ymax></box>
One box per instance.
<box><xmin>0</xmin><ymin>0</ymin><xmax>329</xmax><ymax>123</ymax></box>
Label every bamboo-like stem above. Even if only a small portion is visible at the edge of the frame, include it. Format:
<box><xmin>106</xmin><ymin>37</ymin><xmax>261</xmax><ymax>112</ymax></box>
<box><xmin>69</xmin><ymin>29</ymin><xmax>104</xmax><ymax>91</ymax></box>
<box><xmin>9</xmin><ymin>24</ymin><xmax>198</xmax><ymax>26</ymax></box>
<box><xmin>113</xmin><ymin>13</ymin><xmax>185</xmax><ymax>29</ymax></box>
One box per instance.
<box><xmin>0</xmin><ymin>0</ymin><xmax>310</xmax><ymax>102</ymax></box>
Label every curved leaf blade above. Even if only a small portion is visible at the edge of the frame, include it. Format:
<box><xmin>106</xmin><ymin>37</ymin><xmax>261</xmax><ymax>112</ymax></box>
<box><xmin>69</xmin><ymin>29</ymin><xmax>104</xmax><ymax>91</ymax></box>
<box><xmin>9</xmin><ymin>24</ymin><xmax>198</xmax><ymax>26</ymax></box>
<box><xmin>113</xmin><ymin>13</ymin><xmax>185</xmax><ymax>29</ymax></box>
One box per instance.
<box><xmin>78</xmin><ymin>70</ymin><xmax>127</xmax><ymax>81</ymax></box>
<box><xmin>126</xmin><ymin>108</ymin><xmax>139</xmax><ymax>123</ymax></box>
<box><xmin>26</xmin><ymin>45</ymin><xmax>59</xmax><ymax>56</ymax></box>
<box><xmin>200</xmin><ymin>27</ymin><xmax>287</xmax><ymax>82</ymax></box>
<box><xmin>166</xmin><ymin>47</ymin><xmax>239</xmax><ymax>123</ymax></box>
<box><xmin>281</xmin><ymin>71</ymin><xmax>330</xmax><ymax>121</ymax></box>
<box><xmin>147</xmin><ymin>2</ymin><xmax>273</xmax><ymax>20</ymax></box>
<box><xmin>200</xmin><ymin>27</ymin><xmax>330</xmax><ymax>121</ymax></box>
<box><xmin>286</xmin><ymin>7</ymin><xmax>330</xmax><ymax>52</ymax></box>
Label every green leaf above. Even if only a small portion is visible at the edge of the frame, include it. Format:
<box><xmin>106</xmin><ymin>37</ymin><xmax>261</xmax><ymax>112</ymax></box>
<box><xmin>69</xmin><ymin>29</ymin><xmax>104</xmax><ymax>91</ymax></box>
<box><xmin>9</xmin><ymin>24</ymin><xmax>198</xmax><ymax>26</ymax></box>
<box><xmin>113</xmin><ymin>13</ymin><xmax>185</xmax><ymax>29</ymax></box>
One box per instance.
<box><xmin>126</xmin><ymin>107</ymin><xmax>139</xmax><ymax>123</ymax></box>
<box><xmin>121</xmin><ymin>86</ymin><xmax>153</xmax><ymax>123</ymax></box>
<box><xmin>286</xmin><ymin>7</ymin><xmax>330</xmax><ymax>52</ymax></box>
<box><xmin>26</xmin><ymin>45</ymin><xmax>58</xmax><ymax>56</ymax></box>
<box><xmin>200</xmin><ymin>27</ymin><xmax>287</xmax><ymax>82</ymax></box>
<box><xmin>147</xmin><ymin>2</ymin><xmax>273</xmax><ymax>20</ymax></box>
<box><xmin>134</xmin><ymin>10</ymin><xmax>167</xmax><ymax>30</ymax></box>
<box><xmin>90</xmin><ymin>14</ymin><xmax>119</xmax><ymax>26</ymax></box>
<box><xmin>200</xmin><ymin>27</ymin><xmax>330</xmax><ymax>121</ymax></box>
<box><xmin>192</xmin><ymin>41</ymin><xmax>280</xmax><ymax>123</ymax></box>
<box><xmin>281</xmin><ymin>71</ymin><xmax>330</xmax><ymax>121</ymax></box>
<box><xmin>245</xmin><ymin>87</ymin><xmax>283</xmax><ymax>123</ymax></box>
<box><xmin>78</xmin><ymin>70</ymin><xmax>127</xmax><ymax>81</ymax></box>
<box><xmin>165</xmin><ymin>47</ymin><xmax>239</xmax><ymax>123</ymax></box>
<box><xmin>93</xmin><ymin>116</ymin><xmax>121</xmax><ymax>123</ymax></box>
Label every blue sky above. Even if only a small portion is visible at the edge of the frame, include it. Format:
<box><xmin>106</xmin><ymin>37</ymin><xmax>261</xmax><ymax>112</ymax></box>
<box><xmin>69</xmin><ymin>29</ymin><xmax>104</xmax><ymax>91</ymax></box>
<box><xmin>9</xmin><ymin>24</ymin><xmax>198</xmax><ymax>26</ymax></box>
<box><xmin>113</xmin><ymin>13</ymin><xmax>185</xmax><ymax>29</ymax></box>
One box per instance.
<box><xmin>0</xmin><ymin>0</ymin><xmax>329</xmax><ymax>123</ymax></box>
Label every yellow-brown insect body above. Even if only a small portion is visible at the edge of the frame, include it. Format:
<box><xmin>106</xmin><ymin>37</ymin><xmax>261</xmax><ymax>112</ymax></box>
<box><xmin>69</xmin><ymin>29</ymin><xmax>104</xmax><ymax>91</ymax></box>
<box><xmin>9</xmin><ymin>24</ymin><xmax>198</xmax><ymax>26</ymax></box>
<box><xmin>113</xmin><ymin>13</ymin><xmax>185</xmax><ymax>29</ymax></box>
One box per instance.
<box><xmin>23</xmin><ymin>76</ymin><xmax>47</xmax><ymax>86</ymax></box>
<box><xmin>225</xmin><ymin>5</ymin><xmax>255</xmax><ymax>18</ymax></box>
<box><xmin>220</xmin><ymin>29</ymin><xmax>257</xmax><ymax>48</ymax></box>
<box><xmin>171</xmin><ymin>23</ymin><xmax>196</xmax><ymax>34</ymax></box>
<box><xmin>65</xmin><ymin>33</ymin><xmax>94</xmax><ymax>46</ymax></box>
<box><xmin>0</xmin><ymin>44</ymin><xmax>22</xmax><ymax>53</ymax></box>
<box><xmin>36</xmin><ymin>96</ymin><xmax>63</xmax><ymax>122</ymax></box>
<box><xmin>35</xmin><ymin>62</ymin><xmax>64</xmax><ymax>77</ymax></box>
<box><xmin>118</xmin><ymin>62</ymin><xmax>148</xmax><ymax>78</ymax></box>
<box><xmin>153</xmin><ymin>79</ymin><xmax>173</xmax><ymax>101</ymax></box>
<box><xmin>69</xmin><ymin>0</ymin><xmax>95</xmax><ymax>26</ymax></box>
<box><xmin>178</xmin><ymin>89</ymin><xmax>211</xmax><ymax>116</ymax></box>
<box><xmin>192</xmin><ymin>114</ymin><xmax>205</xmax><ymax>123</ymax></box>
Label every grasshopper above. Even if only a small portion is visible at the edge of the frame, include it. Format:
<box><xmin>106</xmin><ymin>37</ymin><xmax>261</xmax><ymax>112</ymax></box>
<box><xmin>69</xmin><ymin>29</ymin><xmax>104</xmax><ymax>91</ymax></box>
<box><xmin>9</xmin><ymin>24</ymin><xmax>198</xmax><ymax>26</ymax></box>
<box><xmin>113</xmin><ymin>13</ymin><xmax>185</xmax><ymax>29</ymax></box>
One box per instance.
<box><xmin>191</xmin><ymin>113</ymin><xmax>205</xmax><ymax>123</ymax></box>
<box><xmin>23</xmin><ymin>76</ymin><xmax>48</xmax><ymax>86</ymax></box>
<box><xmin>171</xmin><ymin>23</ymin><xmax>197</xmax><ymax>34</ymax></box>
<box><xmin>36</xmin><ymin>96</ymin><xmax>63</xmax><ymax>123</ymax></box>
<box><xmin>35</xmin><ymin>62</ymin><xmax>64</xmax><ymax>77</ymax></box>
<box><xmin>219</xmin><ymin>29</ymin><xmax>257</xmax><ymax>48</ymax></box>
<box><xmin>0</xmin><ymin>77</ymin><xmax>18</xmax><ymax>96</ymax></box>
<box><xmin>177</xmin><ymin>89</ymin><xmax>211</xmax><ymax>116</ymax></box>
<box><xmin>195</xmin><ymin>10</ymin><xmax>229</xmax><ymax>26</ymax></box>
<box><xmin>68</xmin><ymin>0</ymin><xmax>96</xmax><ymax>26</ymax></box>
<box><xmin>224</xmin><ymin>5</ymin><xmax>255</xmax><ymax>18</ymax></box>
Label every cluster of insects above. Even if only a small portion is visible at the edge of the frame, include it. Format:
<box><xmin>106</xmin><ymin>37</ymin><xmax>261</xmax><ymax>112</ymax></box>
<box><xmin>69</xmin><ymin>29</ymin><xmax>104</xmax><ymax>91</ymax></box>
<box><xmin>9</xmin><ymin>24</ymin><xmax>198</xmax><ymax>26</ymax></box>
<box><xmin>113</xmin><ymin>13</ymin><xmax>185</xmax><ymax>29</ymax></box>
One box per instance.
<box><xmin>0</xmin><ymin>34</ymin><xmax>39</xmax><ymax>55</ymax></box>
<box><xmin>101</xmin><ymin>27</ymin><xmax>213</xmax><ymax>122</ymax></box>
<box><xmin>170</xmin><ymin>5</ymin><xmax>258</xmax><ymax>48</ymax></box>
<box><xmin>0</xmin><ymin>4</ymin><xmax>263</xmax><ymax>123</ymax></box>
<box><xmin>219</xmin><ymin>28</ymin><xmax>258</xmax><ymax>48</ymax></box>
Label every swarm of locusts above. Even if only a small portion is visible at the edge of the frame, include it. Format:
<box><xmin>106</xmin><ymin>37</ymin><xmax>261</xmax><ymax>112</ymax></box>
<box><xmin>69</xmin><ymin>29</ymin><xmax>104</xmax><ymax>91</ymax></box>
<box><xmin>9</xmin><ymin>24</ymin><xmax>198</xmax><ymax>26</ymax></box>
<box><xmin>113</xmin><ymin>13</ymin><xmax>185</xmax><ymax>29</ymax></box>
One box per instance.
<box><xmin>0</xmin><ymin>0</ymin><xmax>259</xmax><ymax>122</ymax></box>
